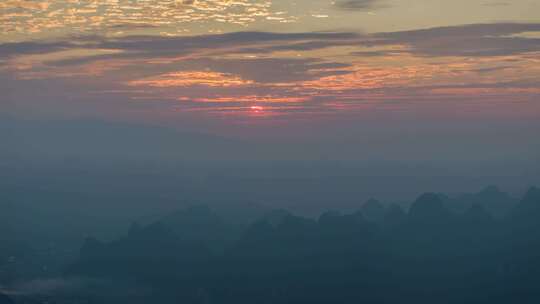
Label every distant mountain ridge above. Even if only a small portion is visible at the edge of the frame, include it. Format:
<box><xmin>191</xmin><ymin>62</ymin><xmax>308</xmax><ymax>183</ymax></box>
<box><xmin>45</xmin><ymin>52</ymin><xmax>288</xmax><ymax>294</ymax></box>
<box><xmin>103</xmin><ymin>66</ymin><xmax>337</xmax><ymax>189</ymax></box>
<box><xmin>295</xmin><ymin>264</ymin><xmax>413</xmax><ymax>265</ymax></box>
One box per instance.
<box><xmin>10</xmin><ymin>185</ymin><xmax>540</xmax><ymax>304</ymax></box>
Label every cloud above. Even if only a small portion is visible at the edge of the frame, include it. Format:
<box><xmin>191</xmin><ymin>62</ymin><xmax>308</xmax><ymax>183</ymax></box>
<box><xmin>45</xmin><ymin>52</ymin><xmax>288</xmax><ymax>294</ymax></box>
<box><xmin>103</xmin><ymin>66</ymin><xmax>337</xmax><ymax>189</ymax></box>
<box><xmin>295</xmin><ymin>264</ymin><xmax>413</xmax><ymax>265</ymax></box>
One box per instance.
<box><xmin>174</xmin><ymin>58</ymin><xmax>352</xmax><ymax>83</ymax></box>
<box><xmin>334</xmin><ymin>0</ymin><xmax>387</xmax><ymax>11</ymax></box>
<box><xmin>0</xmin><ymin>31</ymin><xmax>360</xmax><ymax>59</ymax></box>
<box><xmin>482</xmin><ymin>1</ymin><xmax>511</xmax><ymax>7</ymax></box>
<box><xmin>96</xmin><ymin>31</ymin><xmax>360</xmax><ymax>56</ymax></box>
<box><xmin>0</xmin><ymin>0</ymin><xmax>295</xmax><ymax>37</ymax></box>
<box><xmin>127</xmin><ymin>71</ymin><xmax>255</xmax><ymax>88</ymax></box>
<box><xmin>376</xmin><ymin>23</ymin><xmax>540</xmax><ymax>57</ymax></box>
<box><xmin>3</xmin><ymin>23</ymin><xmax>538</xmax><ymax>64</ymax></box>
<box><xmin>2</xmin><ymin>23</ymin><xmax>540</xmax><ymax>121</ymax></box>
<box><xmin>0</xmin><ymin>41</ymin><xmax>72</xmax><ymax>59</ymax></box>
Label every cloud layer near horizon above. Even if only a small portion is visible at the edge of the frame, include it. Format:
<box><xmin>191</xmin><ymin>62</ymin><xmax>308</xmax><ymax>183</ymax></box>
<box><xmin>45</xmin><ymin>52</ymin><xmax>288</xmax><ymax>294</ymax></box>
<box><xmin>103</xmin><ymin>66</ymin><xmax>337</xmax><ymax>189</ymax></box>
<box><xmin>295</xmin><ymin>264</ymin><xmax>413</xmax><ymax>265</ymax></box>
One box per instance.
<box><xmin>0</xmin><ymin>0</ymin><xmax>538</xmax><ymax>135</ymax></box>
<box><xmin>1</xmin><ymin>23</ymin><xmax>539</xmax><ymax>122</ymax></box>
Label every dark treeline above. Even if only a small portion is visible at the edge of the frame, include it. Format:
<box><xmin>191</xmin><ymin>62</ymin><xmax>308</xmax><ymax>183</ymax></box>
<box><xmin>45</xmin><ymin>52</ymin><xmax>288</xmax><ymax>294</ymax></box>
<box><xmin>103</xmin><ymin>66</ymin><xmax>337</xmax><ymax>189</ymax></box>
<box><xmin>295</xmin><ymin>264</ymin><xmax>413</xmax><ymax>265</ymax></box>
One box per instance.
<box><xmin>3</xmin><ymin>186</ymin><xmax>540</xmax><ymax>303</ymax></box>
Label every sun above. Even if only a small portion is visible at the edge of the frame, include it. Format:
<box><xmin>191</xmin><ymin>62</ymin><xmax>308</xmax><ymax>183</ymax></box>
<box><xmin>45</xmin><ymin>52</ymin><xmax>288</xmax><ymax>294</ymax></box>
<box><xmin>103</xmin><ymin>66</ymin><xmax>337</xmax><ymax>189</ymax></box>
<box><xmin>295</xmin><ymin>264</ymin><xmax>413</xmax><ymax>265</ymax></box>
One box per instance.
<box><xmin>250</xmin><ymin>106</ymin><xmax>264</xmax><ymax>112</ymax></box>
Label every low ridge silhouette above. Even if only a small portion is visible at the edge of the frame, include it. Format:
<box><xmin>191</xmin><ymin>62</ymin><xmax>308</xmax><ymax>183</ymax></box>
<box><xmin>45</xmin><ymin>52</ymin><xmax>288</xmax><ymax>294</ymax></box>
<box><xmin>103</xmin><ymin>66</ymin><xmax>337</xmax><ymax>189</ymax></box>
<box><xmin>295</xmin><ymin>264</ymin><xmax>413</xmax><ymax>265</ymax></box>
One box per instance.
<box><xmin>60</xmin><ymin>187</ymin><xmax>540</xmax><ymax>304</ymax></box>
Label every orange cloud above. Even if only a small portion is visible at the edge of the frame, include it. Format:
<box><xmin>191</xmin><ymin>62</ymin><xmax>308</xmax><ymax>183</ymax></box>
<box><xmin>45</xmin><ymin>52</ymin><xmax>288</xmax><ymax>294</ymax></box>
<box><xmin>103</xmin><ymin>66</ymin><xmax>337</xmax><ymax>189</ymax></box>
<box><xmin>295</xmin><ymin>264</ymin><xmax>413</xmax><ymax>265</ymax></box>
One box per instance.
<box><xmin>127</xmin><ymin>71</ymin><xmax>255</xmax><ymax>88</ymax></box>
<box><xmin>0</xmin><ymin>0</ymin><xmax>295</xmax><ymax>40</ymax></box>
<box><xmin>188</xmin><ymin>95</ymin><xmax>310</xmax><ymax>103</ymax></box>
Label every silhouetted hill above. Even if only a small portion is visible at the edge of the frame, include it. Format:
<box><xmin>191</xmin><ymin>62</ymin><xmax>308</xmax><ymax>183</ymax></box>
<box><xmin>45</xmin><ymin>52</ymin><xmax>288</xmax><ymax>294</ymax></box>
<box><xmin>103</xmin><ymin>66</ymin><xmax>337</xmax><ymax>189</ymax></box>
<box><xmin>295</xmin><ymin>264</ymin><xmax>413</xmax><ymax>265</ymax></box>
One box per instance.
<box><xmin>260</xmin><ymin>209</ymin><xmax>293</xmax><ymax>227</ymax></box>
<box><xmin>479</xmin><ymin>185</ymin><xmax>511</xmax><ymax>199</ymax></box>
<box><xmin>458</xmin><ymin>204</ymin><xmax>499</xmax><ymax>254</ymax></box>
<box><xmin>70</xmin><ymin>222</ymin><xmax>213</xmax><ymax>277</ymax></box>
<box><xmin>158</xmin><ymin>205</ymin><xmax>240</xmax><ymax>252</ymax></box>
<box><xmin>360</xmin><ymin>199</ymin><xmax>386</xmax><ymax>223</ymax></box>
<box><xmin>383</xmin><ymin>204</ymin><xmax>407</xmax><ymax>227</ymax></box>
<box><xmin>0</xmin><ymin>293</ymin><xmax>14</xmax><ymax>304</ymax></box>
<box><xmin>506</xmin><ymin>187</ymin><xmax>540</xmax><ymax>246</ymax></box>
<box><xmin>447</xmin><ymin>185</ymin><xmax>516</xmax><ymax>217</ymax></box>
<box><xmin>511</xmin><ymin>187</ymin><xmax>540</xmax><ymax>220</ymax></box>
<box><xmin>319</xmin><ymin>210</ymin><xmax>372</xmax><ymax>235</ymax></box>
<box><xmin>209</xmin><ymin>201</ymin><xmax>271</xmax><ymax>226</ymax></box>
<box><xmin>463</xmin><ymin>203</ymin><xmax>493</xmax><ymax>222</ymax></box>
<box><xmin>61</xmin><ymin>185</ymin><xmax>540</xmax><ymax>304</ymax></box>
<box><xmin>408</xmin><ymin>193</ymin><xmax>452</xmax><ymax>224</ymax></box>
<box><xmin>235</xmin><ymin>214</ymin><xmax>320</xmax><ymax>259</ymax></box>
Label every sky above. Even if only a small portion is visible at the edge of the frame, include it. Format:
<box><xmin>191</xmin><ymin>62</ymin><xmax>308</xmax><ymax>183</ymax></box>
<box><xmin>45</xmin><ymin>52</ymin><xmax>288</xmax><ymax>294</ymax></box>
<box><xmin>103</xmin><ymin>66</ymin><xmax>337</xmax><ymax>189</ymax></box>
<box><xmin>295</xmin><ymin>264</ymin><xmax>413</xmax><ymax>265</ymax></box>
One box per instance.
<box><xmin>1</xmin><ymin>0</ymin><xmax>540</xmax><ymax>165</ymax></box>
